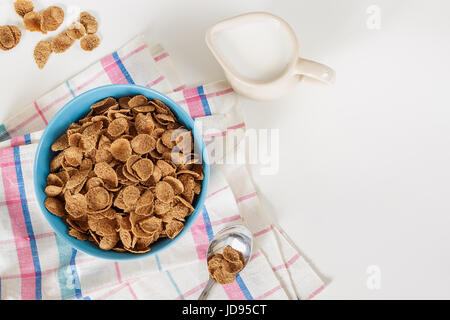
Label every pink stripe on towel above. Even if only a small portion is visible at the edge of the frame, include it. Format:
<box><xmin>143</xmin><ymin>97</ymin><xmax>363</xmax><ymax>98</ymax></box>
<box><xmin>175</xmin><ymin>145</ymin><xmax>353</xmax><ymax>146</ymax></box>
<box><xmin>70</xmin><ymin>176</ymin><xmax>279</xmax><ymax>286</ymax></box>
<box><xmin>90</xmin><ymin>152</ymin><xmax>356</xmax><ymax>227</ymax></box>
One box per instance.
<box><xmin>183</xmin><ymin>87</ymin><xmax>206</xmax><ymax>118</ymax></box>
<box><xmin>101</xmin><ymin>55</ymin><xmax>128</xmax><ymax>84</ymax></box>
<box><xmin>190</xmin><ymin>210</ymin><xmax>210</xmax><ymax>260</ymax></box>
<box><xmin>0</xmin><ymin>148</ymin><xmax>36</xmax><ymax>299</ymax></box>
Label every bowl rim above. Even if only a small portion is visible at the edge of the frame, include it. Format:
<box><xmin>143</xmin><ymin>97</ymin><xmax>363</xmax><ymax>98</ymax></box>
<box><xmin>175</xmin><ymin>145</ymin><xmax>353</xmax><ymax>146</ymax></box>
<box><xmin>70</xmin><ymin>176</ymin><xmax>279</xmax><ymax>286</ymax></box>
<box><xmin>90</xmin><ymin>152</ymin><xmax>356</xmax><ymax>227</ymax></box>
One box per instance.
<box><xmin>33</xmin><ymin>84</ymin><xmax>210</xmax><ymax>261</ymax></box>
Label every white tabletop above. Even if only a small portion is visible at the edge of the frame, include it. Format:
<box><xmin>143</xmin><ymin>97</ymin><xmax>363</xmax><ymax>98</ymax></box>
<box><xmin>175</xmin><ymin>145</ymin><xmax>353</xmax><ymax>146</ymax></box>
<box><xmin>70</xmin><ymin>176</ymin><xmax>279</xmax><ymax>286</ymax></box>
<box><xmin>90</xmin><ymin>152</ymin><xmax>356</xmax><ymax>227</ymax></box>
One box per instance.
<box><xmin>2</xmin><ymin>0</ymin><xmax>449</xmax><ymax>299</ymax></box>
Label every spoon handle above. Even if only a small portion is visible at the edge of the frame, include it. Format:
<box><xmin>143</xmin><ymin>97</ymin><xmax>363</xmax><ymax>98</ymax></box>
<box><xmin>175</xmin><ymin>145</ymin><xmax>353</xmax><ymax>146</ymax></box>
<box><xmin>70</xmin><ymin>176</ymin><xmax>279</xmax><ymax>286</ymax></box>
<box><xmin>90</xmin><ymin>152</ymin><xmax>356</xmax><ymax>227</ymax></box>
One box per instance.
<box><xmin>198</xmin><ymin>278</ymin><xmax>215</xmax><ymax>300</ymax></box>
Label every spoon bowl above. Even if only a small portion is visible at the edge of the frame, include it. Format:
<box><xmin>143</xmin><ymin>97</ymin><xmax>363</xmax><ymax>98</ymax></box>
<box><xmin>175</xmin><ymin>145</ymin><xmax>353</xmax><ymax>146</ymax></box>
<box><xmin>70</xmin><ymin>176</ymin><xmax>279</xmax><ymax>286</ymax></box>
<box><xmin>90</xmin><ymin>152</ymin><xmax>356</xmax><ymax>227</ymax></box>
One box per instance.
<box><xmin>198</xmin><ymin>224</ymin><xmax>253</xmax><ymax>299</ymax></box>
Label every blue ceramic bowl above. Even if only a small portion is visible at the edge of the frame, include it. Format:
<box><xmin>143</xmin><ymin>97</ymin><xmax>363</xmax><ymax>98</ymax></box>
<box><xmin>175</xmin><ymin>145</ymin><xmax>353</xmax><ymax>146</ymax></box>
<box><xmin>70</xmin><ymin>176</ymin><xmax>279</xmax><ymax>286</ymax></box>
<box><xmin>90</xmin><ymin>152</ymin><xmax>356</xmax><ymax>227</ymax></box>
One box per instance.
<box><xmin>34</xmin><ymin>84</ymin><xmax>210</xmax><ymax>260</ymax></box>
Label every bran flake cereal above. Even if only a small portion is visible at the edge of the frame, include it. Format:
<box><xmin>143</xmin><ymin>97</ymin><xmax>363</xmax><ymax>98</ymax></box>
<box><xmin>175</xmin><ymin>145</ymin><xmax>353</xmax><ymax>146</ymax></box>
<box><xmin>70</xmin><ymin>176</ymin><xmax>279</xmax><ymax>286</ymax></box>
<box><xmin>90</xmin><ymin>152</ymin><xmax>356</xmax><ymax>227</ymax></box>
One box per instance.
<box><xmin>14</xmin><ymin>0</ymin><xmax>34</xmax><ymax>17</ymax></box>
<box><xmin>40</xmin><ymin>6</ymin><xmax>64</xmax><ymax>32</ymax></box>
<box><xmin>0</xmin><ymin>25</ymin><xmax>21</xmax><ymax>51</ymax></box>
<box><xmin>80</xmin><ymin>34</ymin><xmax>100</xmax><ymax>51</ymax></box>
<box><xmin>79</xmin><ymin>11</ymin><xmax>98</xmax><ymax>34</ymax></box>
<box><xmin>208</xmin><ymin>246</ymin><xmax>245</xmax><ymax>285</ymax></box>
<box><xmin>66</xmin><ymin>21</ymin><xmax>86</xmax><ymax>40</ymax></box>
<box><xmin>23</xmin><ymin>11</ymin><xmax>42</xmax><ymax>32</ymax></box>
<box><xmin>44</xmin><ymin>95</ymin><xmax>203</xmax><ymax>253</ymax></box>
<box><xmin>51</xmin><ymin>32</ymin><xmax>74</xmax><ymax>53</ymax></box>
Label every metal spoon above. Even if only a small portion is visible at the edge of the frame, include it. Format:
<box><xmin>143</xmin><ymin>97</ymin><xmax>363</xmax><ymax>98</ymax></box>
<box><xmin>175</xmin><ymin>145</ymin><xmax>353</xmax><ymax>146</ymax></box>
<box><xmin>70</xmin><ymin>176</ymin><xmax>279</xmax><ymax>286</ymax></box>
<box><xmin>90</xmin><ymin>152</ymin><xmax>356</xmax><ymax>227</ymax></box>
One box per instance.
<box><xmin>198</xmin><ymin>224</ymin><xmax>253</xmax><ymax>300</ymax></box>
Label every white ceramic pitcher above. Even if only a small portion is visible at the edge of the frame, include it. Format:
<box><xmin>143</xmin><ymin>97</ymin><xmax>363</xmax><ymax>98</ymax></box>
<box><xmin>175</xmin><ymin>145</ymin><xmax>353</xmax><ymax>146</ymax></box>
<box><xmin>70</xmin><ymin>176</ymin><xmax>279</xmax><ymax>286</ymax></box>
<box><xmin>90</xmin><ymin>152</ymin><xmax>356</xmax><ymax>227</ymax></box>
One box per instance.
<box><xmin>206</xmin><ymin>12</ymin><xmax>335</xmax><ymax>101</ymax></box>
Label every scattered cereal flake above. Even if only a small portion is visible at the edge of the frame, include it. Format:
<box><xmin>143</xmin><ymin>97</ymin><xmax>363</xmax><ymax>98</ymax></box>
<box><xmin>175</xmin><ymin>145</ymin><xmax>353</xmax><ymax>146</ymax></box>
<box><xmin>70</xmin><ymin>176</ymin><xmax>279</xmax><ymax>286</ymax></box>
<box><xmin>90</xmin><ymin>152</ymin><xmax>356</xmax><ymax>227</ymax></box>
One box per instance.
<box><xmin>23</xmin><ymin>11</ymin><xmax>43</xmax><ymax>33</ymax></box>
<box><xmin>34</xmin><ymin>40</ymin><xmax>52</xmax><ymax>69</ymax></box>
<box><xmin>80</xmin><ymin>34</ymin><xmax>100</xmax><ymax>51</ymax></box>
<box><xmin>0</xmin><ymin>25</ymin><xmax>21</xmax><ymax>51</ymax></box>
<box><xmin>110</xmin><ymin>138</ymin><xmax>132</xmax><ymax>162</ymax></box>
<box><xmin>14</xmin><ymin>0</ymin><xmax>34</xmax><ymax>17</ymax></box>
<box><xmin>41</xmin><ymin>6</ymin><xmax>64</xmax><ymax>32</ymax></box>
<box><xmin>44</xmin><ymin>197</ymin><xmax>65</xmax><ymax>217</ymax></box>
<box><xmin>79</xmin><ymin>11</ymin><xmax>98</xmax><ymax>34</ymax></box>
<box><xmin>66</xmin><ymin>21</ymin><xmax>86</xmax><ymax>40</ymax></box>
<box><xmin>51</xmin><ymin>32</ymin><xmax>74</xmax><ymax>53</ymax></box>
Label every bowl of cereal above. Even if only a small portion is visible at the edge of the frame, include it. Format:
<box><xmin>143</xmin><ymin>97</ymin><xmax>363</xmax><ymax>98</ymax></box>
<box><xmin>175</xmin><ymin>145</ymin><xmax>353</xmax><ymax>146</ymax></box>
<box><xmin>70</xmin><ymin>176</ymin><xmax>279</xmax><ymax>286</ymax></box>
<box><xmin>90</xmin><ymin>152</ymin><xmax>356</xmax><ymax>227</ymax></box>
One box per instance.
<box><xmin>34</xmin><ymin>84</ymin><xmax>209</xmax><ymax>260</ymax></box>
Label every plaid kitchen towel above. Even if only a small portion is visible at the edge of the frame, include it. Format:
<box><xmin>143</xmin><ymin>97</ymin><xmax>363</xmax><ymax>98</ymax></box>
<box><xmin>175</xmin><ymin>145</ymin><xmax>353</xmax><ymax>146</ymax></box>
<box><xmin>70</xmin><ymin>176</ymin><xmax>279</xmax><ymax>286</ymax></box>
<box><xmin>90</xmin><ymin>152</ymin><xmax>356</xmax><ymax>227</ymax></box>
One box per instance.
<box><xmin>0</xmin><ymin>36</ymin><xmax>325</xmax><ymax>300</ymax></box>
